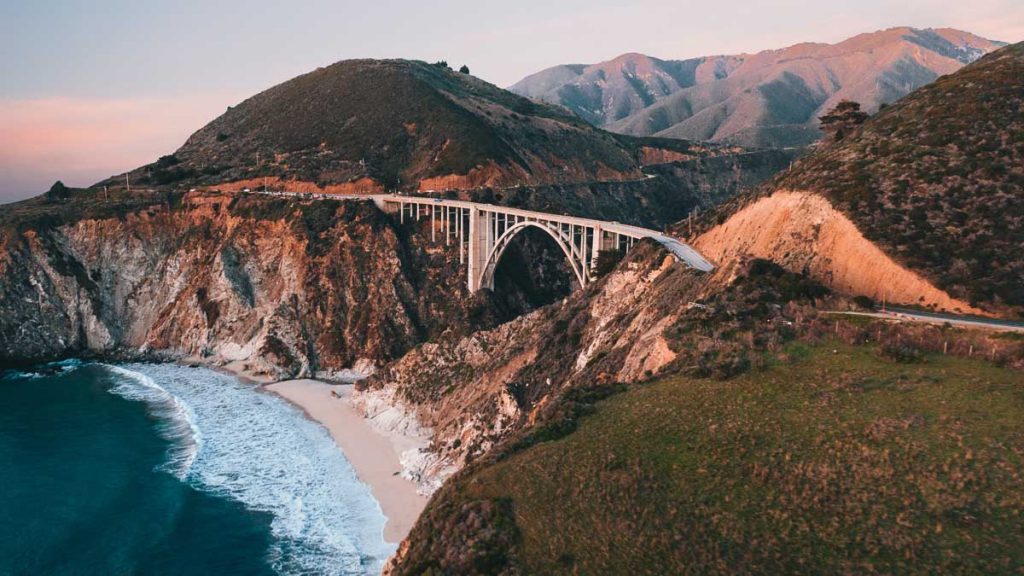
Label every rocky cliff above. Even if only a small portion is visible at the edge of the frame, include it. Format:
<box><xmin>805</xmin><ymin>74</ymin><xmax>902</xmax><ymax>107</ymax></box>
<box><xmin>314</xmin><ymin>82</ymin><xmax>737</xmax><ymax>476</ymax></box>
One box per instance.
<box><xmin>0</xmin><ymin>191</ymin><xmax>513</xmax><ymax>374</ymax></box>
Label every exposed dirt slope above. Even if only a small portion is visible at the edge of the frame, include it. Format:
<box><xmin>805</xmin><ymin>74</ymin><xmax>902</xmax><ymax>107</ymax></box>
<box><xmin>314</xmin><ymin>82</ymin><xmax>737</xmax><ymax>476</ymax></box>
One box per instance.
<box><xmin>694</xmin><ymin>190</ymin><xmax>983</xmax><ymax>314</ymax></box>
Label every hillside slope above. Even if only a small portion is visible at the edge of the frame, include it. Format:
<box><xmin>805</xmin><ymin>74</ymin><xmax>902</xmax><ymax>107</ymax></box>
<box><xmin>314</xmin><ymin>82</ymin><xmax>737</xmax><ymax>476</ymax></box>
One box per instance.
<box><xmin>766</xmin><ymin>41</ymin><xmax>1023</xmax><ymax>313</ymax></box>
<box><xmin>107</xmin><ymin>60</ymin><xmax>709</xmax><ymax>194</ymax></box>
<box><xmin>512</xmin><ymin>28</ymin><xmax>1003</xmax><ymax>148</ymax></box>
<box><xmin>682</xmin><ymin>41</ymin><xmax>1023</xmax><ymax>318</ymax></box>
<box><xmin>399</xmin><ymin>343</ymin><xmax>1024</xmax><ymax>575</ymax></box>
<box><xmin>382</xmin><ymin>241</ymin><xmax>1024</xmax><ymax>574</ymax></box>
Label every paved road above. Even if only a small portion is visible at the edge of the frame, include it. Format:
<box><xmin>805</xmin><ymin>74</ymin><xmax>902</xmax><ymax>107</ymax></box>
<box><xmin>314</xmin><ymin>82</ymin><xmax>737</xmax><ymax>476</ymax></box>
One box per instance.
<box><xmin>829</xmin><ymin>307</ymin><xmax>1024</xmax><ymax>333</ymax></box>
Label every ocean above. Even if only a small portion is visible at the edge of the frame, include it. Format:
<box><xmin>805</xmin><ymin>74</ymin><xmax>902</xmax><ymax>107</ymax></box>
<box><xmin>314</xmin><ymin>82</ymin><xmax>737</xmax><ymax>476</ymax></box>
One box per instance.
<box><xmin>0</xmin><ymin>361</ymin><xmax>394</xmax><ymax>575</ymax></box>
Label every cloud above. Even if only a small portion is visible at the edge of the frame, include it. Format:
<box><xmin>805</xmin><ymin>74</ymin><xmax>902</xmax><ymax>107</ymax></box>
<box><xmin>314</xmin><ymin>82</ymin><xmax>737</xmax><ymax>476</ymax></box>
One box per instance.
<box><xmin>0</xmin><ymin>93</ymin><xmax>241</xmax><ymax>202</ymax></box>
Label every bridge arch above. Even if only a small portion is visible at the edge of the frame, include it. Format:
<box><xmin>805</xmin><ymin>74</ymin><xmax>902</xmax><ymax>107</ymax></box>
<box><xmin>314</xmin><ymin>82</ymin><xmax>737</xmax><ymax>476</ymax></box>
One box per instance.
<box><xmin>479</xmin><ymin>220</ymin><xmax>586</xmax><ymax>291</ymax></box>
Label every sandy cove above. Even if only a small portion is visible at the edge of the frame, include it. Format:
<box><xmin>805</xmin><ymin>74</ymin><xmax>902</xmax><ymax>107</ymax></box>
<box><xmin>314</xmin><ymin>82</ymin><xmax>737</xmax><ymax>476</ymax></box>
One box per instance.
<box><xmin>266</xmin><ymin>379</ymin><xmax>429</xmax><ymax>544</ymax></box>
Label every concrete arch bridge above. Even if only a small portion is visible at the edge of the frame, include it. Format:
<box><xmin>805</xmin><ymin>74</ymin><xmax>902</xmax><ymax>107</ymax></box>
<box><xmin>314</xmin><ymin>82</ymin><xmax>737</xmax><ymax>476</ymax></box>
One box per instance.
<box><xmin>373</xmin><ymin>195</ymin><xmax>714</xmax><ymax>292</ymax></box>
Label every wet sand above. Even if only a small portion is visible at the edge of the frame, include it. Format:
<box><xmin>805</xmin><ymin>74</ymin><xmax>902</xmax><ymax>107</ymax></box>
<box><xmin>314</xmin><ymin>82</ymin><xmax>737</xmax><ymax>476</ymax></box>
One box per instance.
<box><xmin>266</xmin><ymin>379</ymin><xmax>428</xmax><ymax>544</ymax></box>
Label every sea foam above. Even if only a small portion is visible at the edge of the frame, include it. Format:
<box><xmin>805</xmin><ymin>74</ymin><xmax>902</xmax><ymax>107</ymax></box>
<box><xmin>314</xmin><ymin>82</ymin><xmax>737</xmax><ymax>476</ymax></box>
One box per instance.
<box><xmin>105</xmin><ymin>364</ymin><xmax>202</xmax><ymax>478</ymax></box>
<box><xmin>104</xmin><ymin>363</ymin><xmax>394</xmax><ymax>575</ymax></box>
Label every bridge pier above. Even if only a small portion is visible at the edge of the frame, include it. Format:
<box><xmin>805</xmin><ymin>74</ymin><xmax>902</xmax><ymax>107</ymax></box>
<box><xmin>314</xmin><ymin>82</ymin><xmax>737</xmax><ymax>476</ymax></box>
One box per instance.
<box><xmin>467</xmin><ymin>207</ymin><xmax>489</xmax><ymax>292</ymax></box>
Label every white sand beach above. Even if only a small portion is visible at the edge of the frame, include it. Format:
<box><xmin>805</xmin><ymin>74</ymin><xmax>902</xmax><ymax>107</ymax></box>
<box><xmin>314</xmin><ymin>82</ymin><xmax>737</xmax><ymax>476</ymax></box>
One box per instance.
<box><xmin>266</xmin><ymin>379</ymin><xmax>429</xmax><ymax>544</ymax></box>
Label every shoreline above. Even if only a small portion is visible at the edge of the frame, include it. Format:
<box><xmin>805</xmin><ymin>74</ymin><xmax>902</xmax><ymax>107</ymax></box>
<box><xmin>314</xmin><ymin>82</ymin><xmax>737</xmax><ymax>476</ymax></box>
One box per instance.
<box><xmin>266</xmin><ymin>379</ymin><xmax>428</xmax><ymax>544</ymax></box>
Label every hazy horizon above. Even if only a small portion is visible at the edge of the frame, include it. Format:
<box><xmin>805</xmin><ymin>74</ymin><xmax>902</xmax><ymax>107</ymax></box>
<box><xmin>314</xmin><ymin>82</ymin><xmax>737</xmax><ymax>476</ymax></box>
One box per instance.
<box><xmin>3</xmin><ymin>0</ymin><xmax>1022</xmax><ymax>204</ymax></box>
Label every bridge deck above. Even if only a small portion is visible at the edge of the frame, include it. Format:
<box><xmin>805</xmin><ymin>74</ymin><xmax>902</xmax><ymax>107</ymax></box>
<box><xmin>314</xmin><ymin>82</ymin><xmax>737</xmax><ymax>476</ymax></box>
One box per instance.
<box><xmin>375</xmin><ymin>195</ymin><xmax>715</xmax><ymax>272</ymax></box>
<box><xmin>247</xmin><ymin>191</ymin><xmax>714</xmax><ymax>273</ymax></box>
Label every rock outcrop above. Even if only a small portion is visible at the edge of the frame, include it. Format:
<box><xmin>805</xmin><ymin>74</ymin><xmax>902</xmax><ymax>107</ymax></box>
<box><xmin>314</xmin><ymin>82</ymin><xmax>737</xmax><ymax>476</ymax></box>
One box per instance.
<box><xmin>0</xmin><ymin>191</ymin><xmax>500</xmax><ymax>374</ymax></box>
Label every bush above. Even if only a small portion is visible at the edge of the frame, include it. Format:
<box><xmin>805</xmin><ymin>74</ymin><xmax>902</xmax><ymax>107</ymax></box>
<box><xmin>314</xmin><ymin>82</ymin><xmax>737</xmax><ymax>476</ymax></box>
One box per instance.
<box><xmin>880</xmin><ymin>342</ymin><xmax>925</xmax><ymax>363</ymax></box>
<box><xmin>853</xmin><ymin>295</ymin><xmax>875</xmax><ymax>310</ymax></box>
<box><xmin>592</xmin><ymin>249</ymin><xmax>624</xmax><ymax>277</ymax></box>
<box><xmin>45</xmin><ymin>181</ymin><xmax>70</xmax><ymax>202</ymax></box>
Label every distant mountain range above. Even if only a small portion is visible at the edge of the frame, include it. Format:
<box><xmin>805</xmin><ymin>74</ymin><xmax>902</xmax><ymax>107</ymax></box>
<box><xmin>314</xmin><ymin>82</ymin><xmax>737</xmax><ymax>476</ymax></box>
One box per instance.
<box><xmin>510</xmin><ymin>27</ymin><xmax>1005</xmax><ymax>148</ymax></box>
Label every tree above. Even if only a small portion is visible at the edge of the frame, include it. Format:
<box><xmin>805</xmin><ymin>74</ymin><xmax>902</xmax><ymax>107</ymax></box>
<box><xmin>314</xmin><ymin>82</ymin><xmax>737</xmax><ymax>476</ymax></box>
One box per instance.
<box><xmin>45</xmin><ymin>181</ymin><xmax>70</xmax><ymax>202</ymax></box>
<box><xmin>433</xmin><ymin>60</ymin><xmax>449</xmax><ymax>69</ymax></box>
<box><xmin>592</xmin><ymin>249</ymin><xmax>625</xmax><ymax>278</ymax></box>
<box><xmin>819</xmin><ymin>100</ymin><xmax>869</xmax><ymax>142</ymax></box>
<box><xmin>459</xmin><ymin>64</ymin><xmax>470</xmax><ymax>75</ymax></box>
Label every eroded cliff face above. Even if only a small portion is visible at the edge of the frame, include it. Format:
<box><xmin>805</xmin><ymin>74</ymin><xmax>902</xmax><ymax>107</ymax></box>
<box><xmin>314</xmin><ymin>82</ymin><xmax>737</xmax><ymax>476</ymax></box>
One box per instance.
<box><xmin>0</xmin><ymin>191</ymin><xmax>498</xmax><ymax>376</ymax></box>
<box><xmin>358</xmin><ymin>246</ymin><xmax>722</xmax><ymax>489</ymax></box>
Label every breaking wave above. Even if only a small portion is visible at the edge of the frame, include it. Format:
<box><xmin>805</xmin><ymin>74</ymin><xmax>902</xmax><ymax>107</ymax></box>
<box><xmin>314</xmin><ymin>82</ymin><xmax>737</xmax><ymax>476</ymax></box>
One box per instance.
<box><xmin>104</xmin><ymin>363</ymin><xmax>393</xmax><ymax>575</ymax></box>
<box><xmin>104</xmin><ymin>364</ymin><xmax>201</xmax><ymax>478</ymax></box>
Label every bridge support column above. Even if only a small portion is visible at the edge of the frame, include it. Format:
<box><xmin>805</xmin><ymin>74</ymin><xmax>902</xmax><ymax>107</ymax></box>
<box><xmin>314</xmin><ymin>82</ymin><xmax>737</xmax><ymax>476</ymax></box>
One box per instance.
<box><xmin>467</xmin><ymin>207</ymin><xmax>490</xmax><ymax>292</ymax></box>
<box><xmin>591</xmin><ymin>224</ymin><xmax>616</xmax><ymax>260</ymax></box>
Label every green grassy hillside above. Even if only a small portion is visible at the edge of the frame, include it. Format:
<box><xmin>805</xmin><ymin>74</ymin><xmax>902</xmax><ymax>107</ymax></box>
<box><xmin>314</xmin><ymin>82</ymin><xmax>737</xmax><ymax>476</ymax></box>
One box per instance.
<box><xmin>402</xmin><ymin>343</ymin><xmax>1024</xmax><ymax>574</ymax></box>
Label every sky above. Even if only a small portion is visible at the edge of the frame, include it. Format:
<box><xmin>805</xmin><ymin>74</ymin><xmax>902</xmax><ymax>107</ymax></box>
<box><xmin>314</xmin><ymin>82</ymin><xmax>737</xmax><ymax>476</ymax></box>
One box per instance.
<box><xmin>1</xmin><ymin>0</ymin><xmax>1022</xmax><ymax>203</ymax></box>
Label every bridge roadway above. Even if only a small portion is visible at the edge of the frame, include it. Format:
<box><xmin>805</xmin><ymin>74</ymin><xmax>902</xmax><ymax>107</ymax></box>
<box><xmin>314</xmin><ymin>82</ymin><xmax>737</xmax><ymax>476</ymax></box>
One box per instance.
<box><xmin>247</xmin><ymin>190</ymin><xmax>714</xmax><ymax>292</ymax></box>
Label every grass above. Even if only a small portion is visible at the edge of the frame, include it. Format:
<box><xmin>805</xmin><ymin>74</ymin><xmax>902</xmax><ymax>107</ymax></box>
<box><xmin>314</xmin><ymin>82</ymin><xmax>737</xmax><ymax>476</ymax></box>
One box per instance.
<box><xmin>450</xmin><ymin>343</ymin><xmax>1024</xmax><ymax>574</ymax></box>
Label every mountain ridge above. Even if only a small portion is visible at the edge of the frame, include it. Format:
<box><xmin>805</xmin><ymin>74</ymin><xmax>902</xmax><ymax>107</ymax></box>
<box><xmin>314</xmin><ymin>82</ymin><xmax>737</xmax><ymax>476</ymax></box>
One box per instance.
<box><xmin>510</xmin><ymin>27</ymin><xmax>1006</xmax><ymax>148</ymax></box>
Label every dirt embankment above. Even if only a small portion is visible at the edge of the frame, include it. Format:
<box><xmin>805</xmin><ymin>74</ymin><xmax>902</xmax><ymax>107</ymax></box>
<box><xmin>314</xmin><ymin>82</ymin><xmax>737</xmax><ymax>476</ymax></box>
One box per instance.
<box><xmin>694</xmin><ymin>190</ymin><xmax>986</xmax><ymax>315</ymax></box>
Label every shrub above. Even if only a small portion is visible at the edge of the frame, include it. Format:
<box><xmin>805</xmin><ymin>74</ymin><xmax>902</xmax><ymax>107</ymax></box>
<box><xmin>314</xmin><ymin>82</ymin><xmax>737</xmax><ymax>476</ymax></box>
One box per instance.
<box><xmin>880</xmin><ymin>342</ymin><xmax>924</xmax><ymax>363</ymax></box>
<box><xmin>45</xmin><ymin>181</ymin><xmax>70</xmax><ymax>202</ymax></box>
<box><xmin>592</xmin><ymin>249</ymin><xmax>624</xmax><ymax>277</ymax></box>
<box><xmin>853</xmin><ymin>295</ymin><xmax>875</xmax><ymax>310</ymax></box>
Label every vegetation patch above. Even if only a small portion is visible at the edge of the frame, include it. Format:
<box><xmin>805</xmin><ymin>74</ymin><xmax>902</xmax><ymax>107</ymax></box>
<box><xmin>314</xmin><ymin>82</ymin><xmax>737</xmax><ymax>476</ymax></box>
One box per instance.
<box><xmin>406</xmin><ymin>344</ymin><xmax>1024</xmax><ymax>574</ymax></box>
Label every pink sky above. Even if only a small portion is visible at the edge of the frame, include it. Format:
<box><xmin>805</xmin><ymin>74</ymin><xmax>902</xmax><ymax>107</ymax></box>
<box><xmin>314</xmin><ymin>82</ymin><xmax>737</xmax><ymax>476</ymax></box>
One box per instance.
<box><xmin>1</xmin><ymin>0</ymin><xmax>1020</xmax><ymax>203</ymax></box>
<box><xmin>0</xmin><ymin>94</ymin><xmax>241</xmax><ymax>199</ymax></box>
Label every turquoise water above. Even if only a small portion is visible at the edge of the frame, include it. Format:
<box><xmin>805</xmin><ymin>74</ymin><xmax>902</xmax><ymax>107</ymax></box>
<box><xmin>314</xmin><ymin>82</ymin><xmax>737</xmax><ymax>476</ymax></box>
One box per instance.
<box><xmin>0</xmin><ymin>362</ymin><xmax>393</xmax><ymax>575</ymax></box>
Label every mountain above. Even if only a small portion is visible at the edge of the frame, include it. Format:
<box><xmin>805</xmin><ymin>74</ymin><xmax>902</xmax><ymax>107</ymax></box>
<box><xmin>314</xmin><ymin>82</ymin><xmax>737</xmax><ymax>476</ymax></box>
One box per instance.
<box><xmin>510</xmin><ymin>27</ymin><xmax>1005</xmax><ymax>148</ymax></box>
<box><xmin>111</xmin><ymin>59</ymin><xmax>716</xmax><ymax>194</ymax></box>
<box><xmin>694</xmin><ymin>41</ymin><xmax>1024</xmax><ymax>315</ymax></box>
<box><xmin>510</xmin><ymin>53</ymin><xmax>744</xmax><ymax>126</ymax></box>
